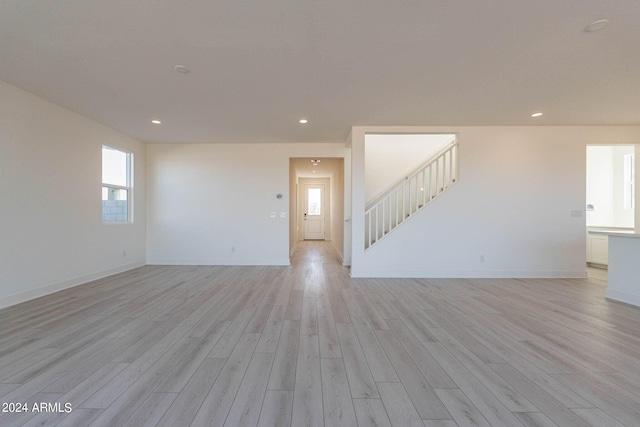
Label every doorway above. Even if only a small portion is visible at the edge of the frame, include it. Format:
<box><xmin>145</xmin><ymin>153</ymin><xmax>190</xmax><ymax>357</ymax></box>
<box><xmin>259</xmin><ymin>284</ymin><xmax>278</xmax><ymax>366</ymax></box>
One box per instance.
<box><xmin>303</xmin><ymin>183</ymin><xmax>325</xmax><ymax>240</ymax></box>
<box><xmin>289</xmin><ymin>158</ymin><xmax>345</xmax><ymax>260</ymax></box>
<box><xmin>585</xmin><ymin>145</ymin><xmax>635</xmax><ymax>268</ymax></box>
<box><xmin>298</xmin><ymin>178</ymin><xmax>330</xmax><ymax>241</ymax></box>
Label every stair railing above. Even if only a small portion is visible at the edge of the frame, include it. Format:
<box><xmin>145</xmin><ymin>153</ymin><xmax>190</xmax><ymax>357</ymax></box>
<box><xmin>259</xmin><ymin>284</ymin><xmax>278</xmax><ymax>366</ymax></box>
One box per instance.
<box><xmin>364</xmin><ymin>140</ymin><xmax>458</xmax><ymax>250</ymax></box>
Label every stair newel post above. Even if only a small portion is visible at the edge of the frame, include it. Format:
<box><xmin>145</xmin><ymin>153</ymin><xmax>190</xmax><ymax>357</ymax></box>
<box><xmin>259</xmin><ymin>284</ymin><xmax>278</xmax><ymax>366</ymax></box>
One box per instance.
<box><xmin>453</xmin><ymin>143</ymin><xmax>458</xmax><ymax>183</ymax></box>
<box><xmin>402</xmin><ymin>180</ymin><xmax>406</xmax><ymax>221</ymax></box>
<box><xmin>367</xmin><ymin>211</ymin><xmax>371</xmax><ymax>249</ymax></box>
<box><xmin>442</xmin><ymin>150</ymin><xmax>446</xmax><ymax>188</ymax></box>
<box><xmin>388</xmin><ymin>194</ymin><xmax>392</xmax><ymax>234</ymax></box>
<box><xmin>365</xmin><ymin>211</ymin><xmax>367</xmax><ymax>249</ymax></box>
<box><xmin>375</xmin><ymin>205</ymin><xmax>379</xmax><ymax>243</ymax></box>
<box><xmin>416</xmin><ymin>174</ymin><xmax>420</xmax><ymax>211</ymax></box>
<box><xmin>382</xmin><ymin>198</ymin><xmax>386</xmax><ymax>236</ymax></box>
<box><xmin>436</xmin><ymin>156</ymin><xmax>440</xmax><ymax>196</ymax></box>
<box><xmin>442</xmin><ymin>147</ymin><xmax>451</xmax><ymax>187</ymax></box>
<box><xmin>440</xmin><ymin>153</ymin><xmax>447</xmax><ymax>193</ymax></box>
<box><xmin>440</xmin><ymin>151</ymin><xmax>444</xmax><ymax>188</ymax></box>
<box><xmin>371</xmin><ymin>207</ymin><xmax>375</xmax><ymax>246</ymax></box>
<box><xmin>443</xmin><ymin>150</ymin><xmax>447</xmax><ymax>187</ymax></box>
<box><xmin>422</xmin><ymin>167</ymin><xmax>426</xmax><ymax>207</ymax></box>
<box><xmin>394</xmin><ymin>188</ymin><xmax>399</xmax><ymax>229</ymax></box>
<box><xmin>372</xmin><ymin>206</ymin><xmax>376</xmax><ymax>245</ymax></box>
<box><xmin>379</xmin><ymin>204</ymin><xmax>382</xmax><ymax>240</ymax></box>
<box><xmin>447</xmin><ymin>147</ymin><xmax>452</xmax><ymax>186</ymax></box>
<box><xmin>413</xmin><ymin>176</ymin><xmax>417</xmax><ymax>214</ymax></box>
<box><xmin>408</xmin><ymin>177</ymin><xmax>411</xmax><ymax>215</ymax></box>
<box><xmin>418</xmin><ymin>171</ymin><xmax>422</xmax><ymax>208</ymax></box>
<box><xmin>428</xmin><ymin>164</ymin><xmax>432</xmax><ymax>201</ymax></box>
<box><xmin>407</xmin><ymin>177</ymin><xmax>411</xmax><ymax>216</ymax></box>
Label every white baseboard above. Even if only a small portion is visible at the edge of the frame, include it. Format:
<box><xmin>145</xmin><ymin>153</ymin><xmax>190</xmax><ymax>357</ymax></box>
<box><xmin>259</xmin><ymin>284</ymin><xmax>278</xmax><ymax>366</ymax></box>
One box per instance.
<box><xmin>349</xmin><ymin>268</ymin><xmax>587</xmax><ymax>279</ymax></box>
<box><xmin>147</xmin><ymin>258</ymin><xmax>291</xmax><ymax>266</ymax></box>
<box><xmin>329</xmin><ymin>240</ymin><xmax>344</xmax><ymax>263</ymax></box>
<box><xmin>343</xmin><ymin>257</ymin><xmax>352</xmax><ymax>267</ymax></box>
<box><xmin>606</xmin><ymin>289</ymin><xmax>640</xmax><ymax>308</ymax></box>
<box><xmin>0</xmin><ymin>260</ymin><xmax>146</xmax><ymax>310</ymax></box>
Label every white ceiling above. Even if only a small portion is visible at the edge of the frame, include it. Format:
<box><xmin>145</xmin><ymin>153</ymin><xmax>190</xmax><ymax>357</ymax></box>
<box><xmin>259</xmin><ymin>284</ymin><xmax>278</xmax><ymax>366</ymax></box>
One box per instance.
<box><xmin>1</xmin><ymin>1</ymin><xmax>638</xmax><ymax>144</ymax></box>
<box><xmin>291</xmin><ymin>157</ymin><xmax>342</xmax><ymax>179</ymax></box>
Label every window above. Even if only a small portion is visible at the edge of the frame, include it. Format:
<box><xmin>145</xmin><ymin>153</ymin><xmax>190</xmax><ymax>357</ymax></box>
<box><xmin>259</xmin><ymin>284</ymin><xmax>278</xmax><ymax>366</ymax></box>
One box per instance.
<box><xmin>102</xmin><ymin>145</ymin><xmax>132</xmax><ymax>222</ymax></box>
<box><xmin>307</xmin><ymin>188</ymin><xmax>322</xmax><ymax>215</ymax></box>
<box><xmin>624</xmin><ymin>153</ymin><xmax>635</xmax><ymax>210</ymax></box>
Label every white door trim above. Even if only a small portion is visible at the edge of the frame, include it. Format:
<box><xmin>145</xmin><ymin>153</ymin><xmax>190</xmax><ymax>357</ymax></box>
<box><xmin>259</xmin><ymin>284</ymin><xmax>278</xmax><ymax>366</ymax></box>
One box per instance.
<box><xmin>303</xmin><ymin>183</ymin><xmax>326</xmax><ymax>240</ymax></box>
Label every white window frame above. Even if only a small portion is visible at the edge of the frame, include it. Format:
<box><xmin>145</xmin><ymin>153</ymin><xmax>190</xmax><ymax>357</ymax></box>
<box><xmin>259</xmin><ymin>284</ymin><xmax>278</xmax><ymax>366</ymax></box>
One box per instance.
<box><xmin>102</xmin><ymin>145</ymin><xmax>133</xmax><ymax>223</ymax></box>
<box><xmin>624</xmin><ymin>153</ymin><xmax>635</xmax><ymax>210</ymax></box>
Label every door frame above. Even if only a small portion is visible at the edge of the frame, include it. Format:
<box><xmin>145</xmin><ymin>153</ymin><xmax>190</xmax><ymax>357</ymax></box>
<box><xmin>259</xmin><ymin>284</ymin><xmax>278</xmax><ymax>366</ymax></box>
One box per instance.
<box><xmin>298</xmin><ymin>177</ymin><xmax>331</xmax><ymax>242</ymax></box>
<box><xmin>303</xmin><ymin>183</ymin><xmax>326</xmax><ymax>240</ymax></box>
<box><xmin>288</xmin><ymin>157</ymin><xmax>347</xmax><ymax>264</ymax></box>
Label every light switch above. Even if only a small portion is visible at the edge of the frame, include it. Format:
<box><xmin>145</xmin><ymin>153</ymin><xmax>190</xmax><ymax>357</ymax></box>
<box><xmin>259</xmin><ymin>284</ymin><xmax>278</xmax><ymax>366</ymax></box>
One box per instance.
<box><xmin>270</xmin><ymin>212</ymin><xmax>276</xmax><ymax>218</ymax></box>
<box><xmin>280</xmin><ymin>212</ymin><xmax>286</xmax><ymax>218</ymax></box>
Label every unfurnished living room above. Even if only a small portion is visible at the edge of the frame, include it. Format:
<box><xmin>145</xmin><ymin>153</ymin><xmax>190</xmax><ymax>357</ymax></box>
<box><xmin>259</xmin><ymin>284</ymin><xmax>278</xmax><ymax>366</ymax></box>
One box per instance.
<box><xmin>2</xmin><ymin>1</ymin><xmax>640</xmax><ymax>426</ymax></box>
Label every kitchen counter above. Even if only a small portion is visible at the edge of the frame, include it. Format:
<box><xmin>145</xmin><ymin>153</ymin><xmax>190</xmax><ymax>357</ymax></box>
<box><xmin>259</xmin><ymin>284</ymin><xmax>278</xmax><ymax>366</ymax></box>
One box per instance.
<box><xmin>588</xmin><ymin>230</ymin><xmax>637</xmax><ymax>237</ymax></box>
<box><xmin>601</xmin><ymin>232</ymin><xmax>640</xmax><ymax>308</ymax></box>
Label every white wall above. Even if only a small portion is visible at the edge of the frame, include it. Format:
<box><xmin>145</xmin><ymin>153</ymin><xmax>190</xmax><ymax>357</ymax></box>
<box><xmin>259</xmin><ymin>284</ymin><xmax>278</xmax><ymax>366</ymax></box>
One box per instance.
<box><xmin>146</xmin><ymin>142</ymin><xmax>348</xmax><ymax>265</ymax></box>
<box><xmin>0</xmin><ymin>81</ymin><xmax>146</xmax><ymax>308</ymax></box>
<box><xmin>330</xmin><ymin>159</ymin><xmax>345</xmax><ymax>259</ymax></box>
<box><xmin>350</xmin><ymin>126</ymin><xmax>640</xmax><ymax>278</ymax></box>
<box><xmin>343</xmin><ymin>138</ymin><xmax>353</xmax><ymax>265</ymax></box>
<box><xmin>289</xmin><ymin>159</ymin><xmax>297</xmax><ymax>254</ymax></box>
<box><xmin>365</xmin><ymin>134</ymin><xmax>454</xmax><ymax>202</ymax></box>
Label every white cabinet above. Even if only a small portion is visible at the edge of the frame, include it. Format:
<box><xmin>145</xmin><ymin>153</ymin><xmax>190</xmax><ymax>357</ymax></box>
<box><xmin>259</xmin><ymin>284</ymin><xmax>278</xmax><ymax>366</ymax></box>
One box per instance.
<box><xmin>587</xmin><ymin>233</ymin><xmax>608</xmax><ymax>265</ymax></box>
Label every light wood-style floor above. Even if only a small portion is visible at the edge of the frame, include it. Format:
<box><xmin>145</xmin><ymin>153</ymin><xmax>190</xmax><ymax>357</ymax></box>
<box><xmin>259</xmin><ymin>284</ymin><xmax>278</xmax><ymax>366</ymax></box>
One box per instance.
<box><xmin>1</xmin><ymin>241</ymin><xmax>640</xmax><ymax>426</ymax></box>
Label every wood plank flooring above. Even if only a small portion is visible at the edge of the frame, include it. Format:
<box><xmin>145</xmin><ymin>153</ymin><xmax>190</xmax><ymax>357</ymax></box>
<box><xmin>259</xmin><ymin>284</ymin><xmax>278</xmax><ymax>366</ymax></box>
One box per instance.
<box><xmin>1</xmin><ymin>242</ymin><xmax>640</xmax><ymax>426</ymax></box>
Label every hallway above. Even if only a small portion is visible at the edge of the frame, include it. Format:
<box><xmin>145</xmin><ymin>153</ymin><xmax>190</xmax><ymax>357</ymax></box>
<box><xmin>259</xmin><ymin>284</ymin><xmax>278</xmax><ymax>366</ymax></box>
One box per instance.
<box><xmin>1</xmin><ymin>241</ymin><xmax>640</xmax><ymax>426</ymax></box>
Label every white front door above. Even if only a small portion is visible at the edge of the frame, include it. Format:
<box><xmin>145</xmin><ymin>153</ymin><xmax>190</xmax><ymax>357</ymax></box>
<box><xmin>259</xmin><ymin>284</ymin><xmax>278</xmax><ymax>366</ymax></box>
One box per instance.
<box><xmin>304</xmin><ymin>184</ymin><xmax>325</xmax><ymax>240</ymax></box>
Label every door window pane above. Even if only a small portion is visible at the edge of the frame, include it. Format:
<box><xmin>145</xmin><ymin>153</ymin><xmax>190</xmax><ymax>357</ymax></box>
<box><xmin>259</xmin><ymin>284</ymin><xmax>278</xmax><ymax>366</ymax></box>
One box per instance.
<box><xmin>308</xmin><ymin>188</ymin><xmax>321</xmax><ymax>215</ymax></box>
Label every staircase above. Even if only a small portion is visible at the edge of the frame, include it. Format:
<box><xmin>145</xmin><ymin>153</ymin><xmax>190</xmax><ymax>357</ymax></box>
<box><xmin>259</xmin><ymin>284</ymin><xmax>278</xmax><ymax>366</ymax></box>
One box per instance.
<box><xmin>365</xmin><ymin>140</ymin><xmax>458</xmax><ymax>250</ymax></box>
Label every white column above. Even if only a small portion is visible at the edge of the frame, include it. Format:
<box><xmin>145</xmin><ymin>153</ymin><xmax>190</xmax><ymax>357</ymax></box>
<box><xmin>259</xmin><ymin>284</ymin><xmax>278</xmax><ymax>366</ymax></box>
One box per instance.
<box><xmin>635</xmin><ymin>144</ymin><xmax>640</xmax><ymax>233</ymax></box>
<box><xmin>350</xmin><ymin>127</ymin><xmax>366</xmax><ymax>276</ymax></box>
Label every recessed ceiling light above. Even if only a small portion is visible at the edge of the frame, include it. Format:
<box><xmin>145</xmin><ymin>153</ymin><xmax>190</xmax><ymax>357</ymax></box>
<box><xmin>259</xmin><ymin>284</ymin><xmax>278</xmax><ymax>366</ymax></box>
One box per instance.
<box><xmin>584</xmin><ymin>19</ymin><xmax>609</xmax><ymax>32</ymax></box>
<box><xmin>299</xmin><ymin>119</ymin><xmax>308</xmax><ymax>124</ymax></box>
<box><xmin>174</xmin><ymin>65</ymin><xmax>190</xmax><ymax>73</ymax></box>
<box><xmin>531</xmin><ymin>112</ymin><xmax>543</xmax><ymax>118</ymax></box>
<box><xmin>151</xmin><ymin>120</ymin><xmax>162</xmax><ymax>124</ymax></box>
